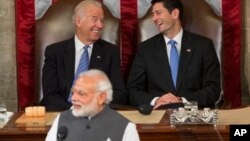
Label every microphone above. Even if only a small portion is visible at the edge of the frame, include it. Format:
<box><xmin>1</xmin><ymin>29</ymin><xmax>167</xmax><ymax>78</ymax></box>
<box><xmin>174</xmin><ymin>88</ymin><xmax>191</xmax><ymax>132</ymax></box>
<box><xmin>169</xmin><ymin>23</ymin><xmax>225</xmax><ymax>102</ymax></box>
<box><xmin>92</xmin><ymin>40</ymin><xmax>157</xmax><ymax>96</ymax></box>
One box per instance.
<box><xmin>57</xmin><ymin>126</ymin><xmax>68</xmax><ymax>141</ymax></box>
<box><xmin>86</xmin><ymin>125</ymin><xmax>91</xmax><ymax>129</ymax></box>
<box><xmin>138</xmin><ymin>104</ymin><xmax>153</xmax><ymax>115</ymax></box>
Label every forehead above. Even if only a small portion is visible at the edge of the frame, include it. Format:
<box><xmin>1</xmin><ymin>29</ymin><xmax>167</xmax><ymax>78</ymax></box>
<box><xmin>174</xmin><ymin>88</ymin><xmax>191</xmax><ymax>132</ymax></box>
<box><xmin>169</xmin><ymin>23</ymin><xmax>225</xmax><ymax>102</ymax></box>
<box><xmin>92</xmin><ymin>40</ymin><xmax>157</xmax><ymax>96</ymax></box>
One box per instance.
<box><xmin>152</xmin><ymin>2</ymin><xmax>166</xmax><ymax>12</ymax></box>
<box><xmin>84</xmin><ymin>5</ymin><xmax>104</xmax><ymax>17</ymax></box>
<box><xmin>75</xmin><ymin>76</ymin><xmax>96</xmax><ymax>91</ymax></box>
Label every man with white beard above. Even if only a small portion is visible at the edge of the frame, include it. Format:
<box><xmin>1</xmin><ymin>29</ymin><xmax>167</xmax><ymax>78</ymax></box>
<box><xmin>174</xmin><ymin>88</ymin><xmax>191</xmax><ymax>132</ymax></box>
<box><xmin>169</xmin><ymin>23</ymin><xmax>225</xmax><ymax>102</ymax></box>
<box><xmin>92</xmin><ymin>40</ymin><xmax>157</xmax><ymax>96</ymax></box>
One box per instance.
<box><xmin>46</xmin><ymin>69</ymin><xmax>140</xmax><ymax>141</ymax></box>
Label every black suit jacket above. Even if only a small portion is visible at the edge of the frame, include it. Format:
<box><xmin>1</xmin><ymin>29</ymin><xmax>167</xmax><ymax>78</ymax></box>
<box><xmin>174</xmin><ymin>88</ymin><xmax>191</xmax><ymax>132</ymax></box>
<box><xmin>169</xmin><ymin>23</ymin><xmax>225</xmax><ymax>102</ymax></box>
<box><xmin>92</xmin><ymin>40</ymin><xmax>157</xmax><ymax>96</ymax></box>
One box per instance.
<box><xmin>41</xmin><ymin>37</ymin><xmax>127</xmax><ymax>111</ymax></box>
<box><xmin>127</xmin><ymin>31</ymin><xmax>221</xmax><ymax>107</ymax></box>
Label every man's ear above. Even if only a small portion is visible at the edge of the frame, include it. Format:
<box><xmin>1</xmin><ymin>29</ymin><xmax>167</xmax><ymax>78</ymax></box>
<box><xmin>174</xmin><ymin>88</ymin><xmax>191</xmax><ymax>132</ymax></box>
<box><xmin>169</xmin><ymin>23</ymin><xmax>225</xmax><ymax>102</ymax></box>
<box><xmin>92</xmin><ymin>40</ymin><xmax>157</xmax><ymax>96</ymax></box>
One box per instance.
<box><xmin>171</xmin><ymin>8</ymin><xmax>180</xmax><ymax>20</ymax></box>
<box><xmin>98</xmin><ymin>92</ymin><xmax>107</xmax><ymax>105</ymax></box>
<box><xmin>75</xmin><ymin>16</ymin><xmax>81</xmax><ymax>27</ymax></box>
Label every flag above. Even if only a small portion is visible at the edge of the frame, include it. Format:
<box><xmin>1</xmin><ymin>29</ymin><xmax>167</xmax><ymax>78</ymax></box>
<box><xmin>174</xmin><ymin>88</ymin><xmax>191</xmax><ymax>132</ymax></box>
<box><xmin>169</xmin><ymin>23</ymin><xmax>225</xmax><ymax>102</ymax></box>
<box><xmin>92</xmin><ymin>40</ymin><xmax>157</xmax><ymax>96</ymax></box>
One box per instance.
<box><xmin>16</xmin><ymin>0</ymin><xmax>36</xmax><ymax>111</ymax></box>
<box><xmin>222</xmin><ymin>0</ymin><xmax>241</xmax><ymax>108</ymax></box>
<box><xmin>35</xmin><ymin>0</ymin><xmax>53</xmax><ymax>20</ymax></box>
<box><xmin>15</xmin><ymin>0</ymin><xmax>58</xmax><ymax>110</ymax></box>
<box><xmin>203</xmin><ymin>0</ymin><xmax>242</xmax><ymax>108</ymax></box>
<box><xmin>15</xmin><ymin>0</ymin><xmax>241</xmax><ymax>110</ymax></box>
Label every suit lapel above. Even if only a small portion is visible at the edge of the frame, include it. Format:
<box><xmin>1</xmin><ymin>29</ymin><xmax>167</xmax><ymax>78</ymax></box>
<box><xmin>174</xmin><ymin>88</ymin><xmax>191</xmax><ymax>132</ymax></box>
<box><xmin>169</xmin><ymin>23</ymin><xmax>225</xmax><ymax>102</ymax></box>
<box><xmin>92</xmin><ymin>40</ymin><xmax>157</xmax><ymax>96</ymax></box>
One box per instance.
<box><xmin>89</xmin><ymin>40</ymin><xmax>103</xmax><ymax>69</ymax></box>
<box><xmin>176</xmin><ymin>31</ymin><xmax>195</xmax><ymax>91</ymax></box>
<box><xmin>154</xmin><ymin>35</ymin><xmax>174</xmax><ymax>90</ymax></box>
<box><xmin>63</xmin><ymin>38</ymin><xmax>75</xmax><ymax>90</ymax></box>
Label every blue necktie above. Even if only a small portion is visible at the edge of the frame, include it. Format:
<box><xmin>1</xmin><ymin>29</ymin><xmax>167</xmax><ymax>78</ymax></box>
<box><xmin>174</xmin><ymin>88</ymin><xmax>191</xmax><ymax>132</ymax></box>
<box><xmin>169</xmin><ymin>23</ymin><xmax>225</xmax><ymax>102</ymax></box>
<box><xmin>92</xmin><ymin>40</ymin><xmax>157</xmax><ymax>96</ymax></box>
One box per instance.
<box><xmin>67</xmin><ymin>46</ymin><xmax>89</xmax><ymax>102</ymax></box>
<box><xmin>169</xmin><ymin>40</ymin><xmax>179</xmax><ymax>88</ymax></box>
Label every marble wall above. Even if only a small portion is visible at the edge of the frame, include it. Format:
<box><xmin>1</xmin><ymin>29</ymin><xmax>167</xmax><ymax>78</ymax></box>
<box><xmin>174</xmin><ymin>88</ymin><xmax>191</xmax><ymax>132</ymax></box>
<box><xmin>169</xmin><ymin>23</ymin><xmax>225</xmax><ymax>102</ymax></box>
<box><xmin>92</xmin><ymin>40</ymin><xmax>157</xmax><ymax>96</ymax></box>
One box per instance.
<box><xmin>242</xmin><ymin>0</ymin><xmax>250</xmax><ymax>105</ymax></box>
<box><xmin>0</xmin><ymin>0</ymin><xmax>249</xmax><ymax>112</ymax></box>
<box><xmin>0</xmin><ymin>0</ymin><xmax>17</xmax><ymax>111</ymax></box>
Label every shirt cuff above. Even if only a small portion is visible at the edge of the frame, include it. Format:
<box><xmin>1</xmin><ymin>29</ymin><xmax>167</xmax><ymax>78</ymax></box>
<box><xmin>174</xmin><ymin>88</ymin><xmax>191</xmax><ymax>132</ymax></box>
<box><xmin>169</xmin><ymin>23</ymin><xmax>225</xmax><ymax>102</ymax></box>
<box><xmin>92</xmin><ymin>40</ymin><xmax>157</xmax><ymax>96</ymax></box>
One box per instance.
<box><xmin>181</xmin><ymin>97</ymin><xmax>188</xmax><ymax>103</ymax></box>
<box><xmin>150</xmin><ymin>97</ymin><xmax>160</xmax><ymax>106</ymax></box>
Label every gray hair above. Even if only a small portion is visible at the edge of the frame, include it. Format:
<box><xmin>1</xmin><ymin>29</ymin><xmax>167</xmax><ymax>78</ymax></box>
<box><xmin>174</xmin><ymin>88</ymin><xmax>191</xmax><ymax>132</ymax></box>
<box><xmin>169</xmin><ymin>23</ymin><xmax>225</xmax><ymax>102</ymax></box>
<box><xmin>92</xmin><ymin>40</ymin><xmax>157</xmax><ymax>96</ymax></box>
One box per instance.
<box><xmin>78</xmin><ymin>69</ymin><xmax>113</xmax><ymax>104</ymax></box>
<box><xmin>73</xmin><ymin>0</ymin><xmax>103</xmax><ymax>24</ymax></box>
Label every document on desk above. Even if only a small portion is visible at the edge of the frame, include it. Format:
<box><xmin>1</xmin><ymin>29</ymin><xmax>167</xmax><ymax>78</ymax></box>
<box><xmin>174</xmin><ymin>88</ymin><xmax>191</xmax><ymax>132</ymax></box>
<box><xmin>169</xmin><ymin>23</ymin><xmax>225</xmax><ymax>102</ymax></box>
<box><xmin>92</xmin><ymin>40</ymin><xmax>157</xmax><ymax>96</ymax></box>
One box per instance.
<box><xmin>218</xmin><ymin>106</ymin><xmax>250</xmax><ymax>125</ymax></box>
<box><xmin>0</xmin><ymin>111</ymin><xmax>14</xmax><ymax>128</ymax></box>
<box><xmin>118</xmin><ymin>110</ymin><xmax>165</xmax><ymax>124</ymax></box>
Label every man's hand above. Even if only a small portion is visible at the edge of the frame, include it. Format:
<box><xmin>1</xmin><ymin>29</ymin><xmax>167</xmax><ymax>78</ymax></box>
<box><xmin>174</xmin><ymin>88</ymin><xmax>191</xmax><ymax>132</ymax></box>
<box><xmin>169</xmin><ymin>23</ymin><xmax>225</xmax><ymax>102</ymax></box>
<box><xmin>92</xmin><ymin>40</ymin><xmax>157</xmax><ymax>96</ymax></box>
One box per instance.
<box><xmin>154</xmin><ymin>93</ymin><xmax>182</xmax><ymax>109</ymax></box>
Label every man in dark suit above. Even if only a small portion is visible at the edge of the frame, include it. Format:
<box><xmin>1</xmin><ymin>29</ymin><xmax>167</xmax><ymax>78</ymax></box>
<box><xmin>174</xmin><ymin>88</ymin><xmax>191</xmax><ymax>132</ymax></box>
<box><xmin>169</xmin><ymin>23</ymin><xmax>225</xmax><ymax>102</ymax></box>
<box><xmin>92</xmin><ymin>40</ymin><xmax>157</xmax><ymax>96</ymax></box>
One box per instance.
<box><xmin>127</xmin><ymin>0</ymin><xmax>221</xmax><ymax>109</ymax></box>
<box><xmin>41</xmin><ymin>0</ymin><xmax>127</xmax><ymax>111</ymax></box>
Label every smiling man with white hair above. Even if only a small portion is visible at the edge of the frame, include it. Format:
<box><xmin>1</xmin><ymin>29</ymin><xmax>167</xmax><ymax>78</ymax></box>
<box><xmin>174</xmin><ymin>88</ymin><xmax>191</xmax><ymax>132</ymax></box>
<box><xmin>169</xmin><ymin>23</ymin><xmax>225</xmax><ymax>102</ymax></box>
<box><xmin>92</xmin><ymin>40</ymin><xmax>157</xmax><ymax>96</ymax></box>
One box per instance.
<box><xmin>46</xmin><ymin>69</ymin><xmax>140</xmax><ymax>141</ymax></box>
<box><xmin>41</xmin><ymin>0</ymin><xmax>127</xmax><ymax>111</ymax></box>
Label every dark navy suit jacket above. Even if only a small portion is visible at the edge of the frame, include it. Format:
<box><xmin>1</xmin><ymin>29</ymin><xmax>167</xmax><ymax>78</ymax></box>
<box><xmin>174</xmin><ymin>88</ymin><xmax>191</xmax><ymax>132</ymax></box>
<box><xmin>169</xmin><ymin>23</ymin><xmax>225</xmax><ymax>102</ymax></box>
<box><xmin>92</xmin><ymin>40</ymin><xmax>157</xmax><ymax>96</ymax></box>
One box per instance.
<box><xmin>41</xmin><ymin>37</ymin><xmax>127</xmax><ymax>111</ymax></box>
<box><xmin>127</xmin><ymin>31</ymin><xmax>221</xmax><ymax>107</ymax></box>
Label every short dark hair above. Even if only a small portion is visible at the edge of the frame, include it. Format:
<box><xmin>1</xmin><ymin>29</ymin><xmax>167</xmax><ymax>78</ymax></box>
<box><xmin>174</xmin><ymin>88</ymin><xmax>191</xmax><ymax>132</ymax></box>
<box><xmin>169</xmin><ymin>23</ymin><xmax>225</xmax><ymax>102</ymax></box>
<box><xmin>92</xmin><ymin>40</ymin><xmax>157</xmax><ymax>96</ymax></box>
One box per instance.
<box><xmin>151</xmin><ymin>0</ymin><xmax>183</xmax><ymax>21</ymax></box>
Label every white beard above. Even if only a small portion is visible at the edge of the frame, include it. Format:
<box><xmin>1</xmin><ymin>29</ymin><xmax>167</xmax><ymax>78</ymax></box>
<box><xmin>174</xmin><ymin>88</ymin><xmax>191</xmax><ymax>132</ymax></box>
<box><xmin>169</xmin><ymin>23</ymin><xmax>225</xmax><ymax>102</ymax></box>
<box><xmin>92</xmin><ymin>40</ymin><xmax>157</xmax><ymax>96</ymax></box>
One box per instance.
<box><xmin>72</xmin><ymin>97</ymin><xmax>99</xmax><ymax>117</ymax></box>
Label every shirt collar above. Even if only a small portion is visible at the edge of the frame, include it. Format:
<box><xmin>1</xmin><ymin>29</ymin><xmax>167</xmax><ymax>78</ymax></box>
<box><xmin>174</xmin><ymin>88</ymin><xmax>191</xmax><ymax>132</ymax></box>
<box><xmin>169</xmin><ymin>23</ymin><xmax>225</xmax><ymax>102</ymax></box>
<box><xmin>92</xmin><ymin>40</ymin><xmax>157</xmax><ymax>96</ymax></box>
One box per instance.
<box><xmin>164</xmin><ymin>28</ymin><xmax>183</xmax><ymax>45</ymax></box>
<box><xmin>74</xmin><ymin>35</ymin><xmax>93</xmax><ymax>52</ymax></box>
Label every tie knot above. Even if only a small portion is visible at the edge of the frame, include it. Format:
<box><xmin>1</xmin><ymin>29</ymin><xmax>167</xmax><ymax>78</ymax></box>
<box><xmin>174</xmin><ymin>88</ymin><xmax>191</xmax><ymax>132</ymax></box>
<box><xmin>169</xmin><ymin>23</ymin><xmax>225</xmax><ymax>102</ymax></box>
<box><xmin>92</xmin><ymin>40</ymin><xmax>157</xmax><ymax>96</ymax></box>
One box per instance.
<box><xmin>168</xmin><ymin>40</ymin><xmax>176</xmax><ymax>47</ymax></box>
<box><xmin>83</xmin><ymin>45</ymin><xmax>89</xmax><ymax>51</ymax></box>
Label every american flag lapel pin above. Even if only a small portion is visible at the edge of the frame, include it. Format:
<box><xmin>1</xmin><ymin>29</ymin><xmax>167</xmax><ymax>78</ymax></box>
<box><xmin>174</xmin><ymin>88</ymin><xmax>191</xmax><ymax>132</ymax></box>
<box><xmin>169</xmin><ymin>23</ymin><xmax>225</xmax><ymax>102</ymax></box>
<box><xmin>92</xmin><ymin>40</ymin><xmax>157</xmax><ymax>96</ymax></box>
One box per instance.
<box><xmin>186</xmin><ymin>49</ymin><xmax>191</xmax><ymax>52</ymax></box>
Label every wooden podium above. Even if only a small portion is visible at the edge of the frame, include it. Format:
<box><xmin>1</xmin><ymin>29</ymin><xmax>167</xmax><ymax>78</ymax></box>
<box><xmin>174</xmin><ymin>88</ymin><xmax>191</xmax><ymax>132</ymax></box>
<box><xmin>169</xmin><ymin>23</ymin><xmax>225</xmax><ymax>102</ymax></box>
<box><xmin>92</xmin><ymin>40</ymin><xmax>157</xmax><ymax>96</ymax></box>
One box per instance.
<box><xmin>0</xmin><ymin>110</ymin><xmax>230</xmax><ymax>141</ymax></box>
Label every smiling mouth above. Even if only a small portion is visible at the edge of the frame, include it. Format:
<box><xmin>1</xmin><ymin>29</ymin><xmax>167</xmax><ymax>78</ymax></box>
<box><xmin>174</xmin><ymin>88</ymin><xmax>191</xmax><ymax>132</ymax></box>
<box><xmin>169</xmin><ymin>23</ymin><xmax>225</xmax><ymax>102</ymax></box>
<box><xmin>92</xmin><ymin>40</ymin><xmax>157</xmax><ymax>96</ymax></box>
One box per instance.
<box><xmin>92</xmin><ymin>30</ymin><xmax>100</xmax><ymax>33</ymax></box>
<box><xmin>91</xmin><ymin>28</ymin><xmax>102</xmax><ymax>34</ymax></box>
<box><xmin>156</xmin><ymin>24</ymin><xmax>163</xmax><ymax>30</ymax></box>
<box><xmin>155</xmin><ymin>21</ymin><xmax>163</xmax><ymax>27</ymax></box>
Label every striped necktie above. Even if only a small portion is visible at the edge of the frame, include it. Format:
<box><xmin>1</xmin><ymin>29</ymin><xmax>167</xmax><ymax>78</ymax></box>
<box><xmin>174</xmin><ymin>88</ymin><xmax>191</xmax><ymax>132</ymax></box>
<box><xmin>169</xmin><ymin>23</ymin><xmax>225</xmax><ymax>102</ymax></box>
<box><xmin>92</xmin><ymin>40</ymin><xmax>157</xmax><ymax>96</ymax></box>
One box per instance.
<box><xmin>168</xmin><ymin>40</ymin><xmax>179</xmax><ymax>88</ymax></box>
<box><xmin>67</xmin><ymin>46</ymin><xmax>89</xmax><ymax>102</ymax></box>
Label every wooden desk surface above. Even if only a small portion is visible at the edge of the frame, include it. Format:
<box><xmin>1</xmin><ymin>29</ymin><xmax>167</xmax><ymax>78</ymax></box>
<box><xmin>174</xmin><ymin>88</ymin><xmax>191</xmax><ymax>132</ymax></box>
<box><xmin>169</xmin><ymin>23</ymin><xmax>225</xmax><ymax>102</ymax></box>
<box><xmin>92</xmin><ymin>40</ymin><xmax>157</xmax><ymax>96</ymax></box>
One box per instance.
<box><xmin>0</xmin><ymin>110</ymin><xmax>230</xmax><ymax>141</ymax></box>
